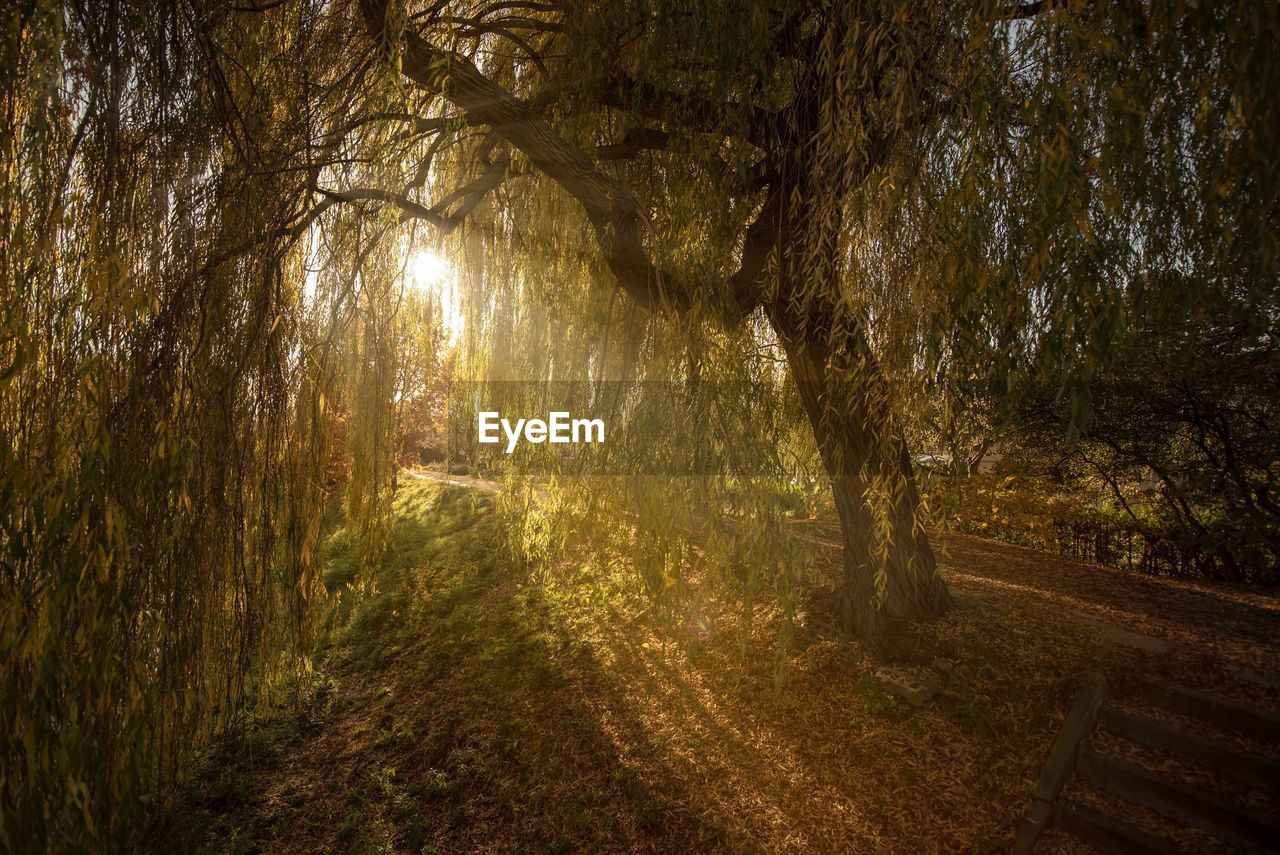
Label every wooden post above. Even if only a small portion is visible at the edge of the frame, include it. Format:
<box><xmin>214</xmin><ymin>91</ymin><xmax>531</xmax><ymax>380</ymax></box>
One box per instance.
<box><xmin>1012</xmin><ymin>671</ymin><xmax>1108</xmax><ymax>854</ymax></box>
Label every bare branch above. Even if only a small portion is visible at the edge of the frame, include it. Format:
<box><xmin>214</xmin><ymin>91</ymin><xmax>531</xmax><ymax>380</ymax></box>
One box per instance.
<box><xmin>311</xmin><ymin>185</ymin><xmax>449</xmax><ymax>228</ymax></box>
<box><xmin>427</xmin><ymin>159</ymin><xmax>529</xmax><ymax>225</ymax></box>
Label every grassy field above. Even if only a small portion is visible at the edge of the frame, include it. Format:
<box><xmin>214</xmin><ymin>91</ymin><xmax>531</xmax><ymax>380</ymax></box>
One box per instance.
<box><xmin>146</xmin><ymin>479</ymin><xmax>1280</xmax><ymax>853</ymax></box>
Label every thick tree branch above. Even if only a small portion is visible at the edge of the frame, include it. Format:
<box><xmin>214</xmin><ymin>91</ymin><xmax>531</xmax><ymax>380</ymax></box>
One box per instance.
<box><xmin>729</xmin><ymin>185</ymin><xmax>783</xmax><ymax>312</ymax></box>
<box><xmin>361</xmin><ymin>0</ymin><xmax>707</xmax><ymax>314</ymax></box>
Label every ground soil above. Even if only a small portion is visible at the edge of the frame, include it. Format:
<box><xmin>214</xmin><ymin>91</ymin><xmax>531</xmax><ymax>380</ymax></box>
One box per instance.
<box><xmin>148</xmin><ymin>478</ymin><xmax>1280</xmax><ymax>854</ymax></box>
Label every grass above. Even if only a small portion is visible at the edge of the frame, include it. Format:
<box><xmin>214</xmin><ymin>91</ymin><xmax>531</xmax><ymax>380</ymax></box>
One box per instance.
<box><xmin>153</xmin><ymin>480</ymin><xmax>685</xmax><ymax>853</ymax></box>
<box><xmin>146</xmin><ymin>478</ymin><xmax>1280</xmax><ymax>853</ymax></box>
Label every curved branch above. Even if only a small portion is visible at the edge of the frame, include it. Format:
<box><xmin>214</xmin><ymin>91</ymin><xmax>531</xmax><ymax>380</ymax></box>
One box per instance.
<box><xmin>362</xmin><ymin>0</ymin><xmax>695</xmax><ymax>313</ymax></box>
<box><xmin>360</xmin><ymin>0</ymin><xmax>776</xmax><ymax>321</ymax></box>
<box><xmin>312</xmin><ymin>186</ymin><xmax>449</xmax><ymax>228</ymax></box>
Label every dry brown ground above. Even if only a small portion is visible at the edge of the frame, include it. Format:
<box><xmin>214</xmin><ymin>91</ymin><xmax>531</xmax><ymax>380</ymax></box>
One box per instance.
<box><xmin>152</xmin><ymin>481</ymin><xmax>1280</xmax><ymax>854</ymax></box>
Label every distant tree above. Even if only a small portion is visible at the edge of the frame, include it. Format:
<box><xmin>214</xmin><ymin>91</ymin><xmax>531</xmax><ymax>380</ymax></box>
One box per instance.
<box><xmin>1018</xmin><ymin>272</ymin><xmax>1280</xmax><ymax>580</ymax></box>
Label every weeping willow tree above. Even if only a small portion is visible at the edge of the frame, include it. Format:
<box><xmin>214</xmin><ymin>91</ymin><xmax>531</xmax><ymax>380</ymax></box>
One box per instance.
<box><xmin>327</xmin><ymin>0</ymin><xmax>1277</xmax><ymax>639</ymax></box>
<box><xmin>0</xmin><ymin>0</ymin><xmax>399</xmax><ymax>846</ymax></box>
<box><xmin>3</xmin><ymin>0</ymin><xmax>1277</xmax><ymax>847</ymax></box>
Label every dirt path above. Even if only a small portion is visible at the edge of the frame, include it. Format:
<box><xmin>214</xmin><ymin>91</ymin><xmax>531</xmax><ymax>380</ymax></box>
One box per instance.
<box><xmin>939</xmin><ymin>530</ymin><xmax>1279</xmax><ymax>694</ymax></box>
<box><xmin>403</xmin><ymin>468</ymin><xmax>501</xmax><ymax>493</ymax></box>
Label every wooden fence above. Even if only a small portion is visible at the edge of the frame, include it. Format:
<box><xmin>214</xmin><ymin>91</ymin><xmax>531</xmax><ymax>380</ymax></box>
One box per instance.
<box><xmin>1048</xmin><ymin>518</ymin><xmax>1225</xmax><ymax>578</ymax></box>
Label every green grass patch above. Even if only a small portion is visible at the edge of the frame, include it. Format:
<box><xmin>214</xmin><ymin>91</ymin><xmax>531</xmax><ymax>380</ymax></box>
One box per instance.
<box><xmin>150</xmin><ymin>479</ymin><xmax>608</xmax><ymax>852</ymax></box>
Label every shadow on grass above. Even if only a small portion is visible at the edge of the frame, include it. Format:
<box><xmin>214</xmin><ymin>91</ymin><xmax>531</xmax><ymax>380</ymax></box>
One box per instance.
<box><xmin>148</xmin><ymin>480</ymin><xmax>733</xmax><ymax>854</ymax></box>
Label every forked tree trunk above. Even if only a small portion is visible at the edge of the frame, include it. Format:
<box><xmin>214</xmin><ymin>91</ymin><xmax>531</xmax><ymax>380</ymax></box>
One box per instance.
<box><xmin>766</xmin><ymin>300</ymin><xmax>953</xmax><ymax>641</ymax></box>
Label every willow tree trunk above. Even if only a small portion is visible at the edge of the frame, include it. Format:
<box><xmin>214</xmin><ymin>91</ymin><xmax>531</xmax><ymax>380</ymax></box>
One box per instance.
<box><xmin>766</xmin><ymin>299</ymin><xmax>952</xmax><ymax>641</ymax></box>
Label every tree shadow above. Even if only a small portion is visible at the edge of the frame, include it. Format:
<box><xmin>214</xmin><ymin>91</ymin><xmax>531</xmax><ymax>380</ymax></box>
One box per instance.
<box><xmin>148</xmin><ymin>483</ymin><xmax>735</xmax><ymax>853</ymax></box>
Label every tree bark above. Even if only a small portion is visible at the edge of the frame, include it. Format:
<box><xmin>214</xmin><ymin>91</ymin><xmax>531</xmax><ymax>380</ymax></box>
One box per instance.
<box><xmin>766</xmin><ymin>298</ymin><xmax>952</xmax><ymax>640</ymax></box>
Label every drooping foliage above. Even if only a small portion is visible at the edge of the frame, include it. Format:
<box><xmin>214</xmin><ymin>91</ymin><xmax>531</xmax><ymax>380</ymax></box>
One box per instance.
<box><xmin>357</xmin><ymin>0</ymin><xmax>1279</xmax><ymax>614</ymax></box>
<box><xmin>0</xmin><ymin>0</ymin><xmax>394</xmax><ymax>845</ymax></box>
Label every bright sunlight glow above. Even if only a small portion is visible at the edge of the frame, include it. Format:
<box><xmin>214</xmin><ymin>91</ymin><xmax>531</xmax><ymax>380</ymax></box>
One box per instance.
<box><xmin>406</xmin><ymin>248</ymin><xmax>464</xmax><ymax>343</ymax></box>
<box><xmin>409</xmin><ymin>249</ymin><xmax>450</xmax><ymax>288</ymax></box>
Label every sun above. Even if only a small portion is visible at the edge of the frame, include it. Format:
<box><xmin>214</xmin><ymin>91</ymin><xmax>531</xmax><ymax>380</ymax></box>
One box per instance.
<box><xmin>408</xmin><ymin>249</ymin><xmax>450</xmax><ymax>288</ymax></box>
<box><xmin>404</xmin><ymin>248</ymin><xmax>464</xmax><ymax>342</ymax></box>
